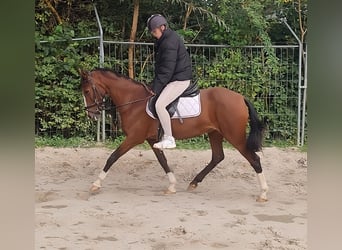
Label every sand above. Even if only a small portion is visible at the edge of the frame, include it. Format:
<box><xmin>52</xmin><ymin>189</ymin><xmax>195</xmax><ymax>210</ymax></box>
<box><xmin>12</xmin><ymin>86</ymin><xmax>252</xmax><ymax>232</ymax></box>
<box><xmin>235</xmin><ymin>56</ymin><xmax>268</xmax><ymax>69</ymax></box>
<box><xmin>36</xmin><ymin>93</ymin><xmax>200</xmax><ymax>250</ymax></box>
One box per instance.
<box><xmin>35</xmin><ymin>146</ymin><xmax>307</xmax><ymax>249</ymax></box>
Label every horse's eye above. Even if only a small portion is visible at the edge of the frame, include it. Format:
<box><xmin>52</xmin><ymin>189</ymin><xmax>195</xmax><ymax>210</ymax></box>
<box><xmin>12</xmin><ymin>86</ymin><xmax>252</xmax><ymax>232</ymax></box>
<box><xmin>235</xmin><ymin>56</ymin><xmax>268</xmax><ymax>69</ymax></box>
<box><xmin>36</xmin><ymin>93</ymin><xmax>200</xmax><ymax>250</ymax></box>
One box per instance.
<box><xmin>84</xmin><ymin>90</ymin><xmax>90</xmax><ymax>95</ymax></box>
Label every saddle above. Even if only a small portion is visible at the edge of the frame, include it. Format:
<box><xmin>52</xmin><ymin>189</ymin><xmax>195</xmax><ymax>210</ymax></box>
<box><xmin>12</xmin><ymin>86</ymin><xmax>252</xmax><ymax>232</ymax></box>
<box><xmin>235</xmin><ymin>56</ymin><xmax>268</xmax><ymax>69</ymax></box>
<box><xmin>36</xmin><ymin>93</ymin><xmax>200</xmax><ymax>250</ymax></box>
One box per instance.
<box><xmin>147</xmin><ymin>79</ymin><xmax>200</xmax><ymax>119</ymax></box>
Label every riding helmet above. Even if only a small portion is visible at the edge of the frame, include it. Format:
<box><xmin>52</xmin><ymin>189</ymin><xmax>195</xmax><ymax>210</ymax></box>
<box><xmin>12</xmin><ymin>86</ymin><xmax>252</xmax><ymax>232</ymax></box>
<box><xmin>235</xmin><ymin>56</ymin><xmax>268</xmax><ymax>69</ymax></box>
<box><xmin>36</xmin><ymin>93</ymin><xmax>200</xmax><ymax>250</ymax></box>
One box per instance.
<box><xmin>147</xmin><ymin>14</ymin><xmax>168</xmax><ymax>32</ymax></box>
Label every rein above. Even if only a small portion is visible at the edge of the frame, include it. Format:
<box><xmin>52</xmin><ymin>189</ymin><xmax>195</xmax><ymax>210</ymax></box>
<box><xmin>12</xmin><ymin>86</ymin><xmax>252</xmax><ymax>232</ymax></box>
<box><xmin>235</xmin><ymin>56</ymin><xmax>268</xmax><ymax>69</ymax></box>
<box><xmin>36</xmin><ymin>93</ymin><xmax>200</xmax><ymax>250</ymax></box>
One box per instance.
<box><xmin>115</xmin><ymin>82</ymin><xmax>155</xmax><ymax>109</ymax></box>
<box><xmin>115</xmin><ymin>94</ymin><xmax>154</xmax><ymax>109</ymax></box>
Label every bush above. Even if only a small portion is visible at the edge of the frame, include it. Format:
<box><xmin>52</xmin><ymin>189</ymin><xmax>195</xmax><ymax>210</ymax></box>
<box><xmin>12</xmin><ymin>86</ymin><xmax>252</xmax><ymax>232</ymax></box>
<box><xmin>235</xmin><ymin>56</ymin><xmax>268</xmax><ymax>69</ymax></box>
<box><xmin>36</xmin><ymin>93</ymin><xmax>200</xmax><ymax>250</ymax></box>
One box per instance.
<box><xmin>195</xmin><ymin>48</ymin><xmax>297</xmax><ymax>143</ymax></box>
<box><xmin>35</xmin><ymin>24</ymin><xmax>99</xmax><ymax>138</ymax></box>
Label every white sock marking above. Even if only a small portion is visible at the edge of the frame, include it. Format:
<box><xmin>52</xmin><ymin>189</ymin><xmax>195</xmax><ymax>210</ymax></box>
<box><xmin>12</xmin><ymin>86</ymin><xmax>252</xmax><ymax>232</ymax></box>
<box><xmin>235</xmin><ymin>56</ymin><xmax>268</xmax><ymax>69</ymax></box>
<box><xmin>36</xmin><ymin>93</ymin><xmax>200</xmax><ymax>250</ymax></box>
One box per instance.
<box><xmin>98</xmin><ymin>170</ymin><xmax>108</xmax><ymax>180</ymax></box>
<box><xmin>167</xmin><ymin>172</ymin><xmax>177</xmax><ymax>192</ymax></box>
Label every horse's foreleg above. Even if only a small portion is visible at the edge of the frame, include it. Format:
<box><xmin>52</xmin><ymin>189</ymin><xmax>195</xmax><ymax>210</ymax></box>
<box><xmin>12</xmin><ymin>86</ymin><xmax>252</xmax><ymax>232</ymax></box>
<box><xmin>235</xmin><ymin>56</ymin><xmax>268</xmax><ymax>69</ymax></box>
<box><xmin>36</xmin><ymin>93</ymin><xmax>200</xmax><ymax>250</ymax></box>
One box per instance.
<box><xmin>90</xmin><ymin>139</ymin><xmax>137</xmax><ymax>193</ymax></box>
<box><xmin>147</xmin><ymin>139</ymin><xmax>176</xmax><ymax>194</ymax></box>
<box><xmin>188</xmin><ymin>131</ymin><xmax>224</xmax><ymax>191</ymax></box>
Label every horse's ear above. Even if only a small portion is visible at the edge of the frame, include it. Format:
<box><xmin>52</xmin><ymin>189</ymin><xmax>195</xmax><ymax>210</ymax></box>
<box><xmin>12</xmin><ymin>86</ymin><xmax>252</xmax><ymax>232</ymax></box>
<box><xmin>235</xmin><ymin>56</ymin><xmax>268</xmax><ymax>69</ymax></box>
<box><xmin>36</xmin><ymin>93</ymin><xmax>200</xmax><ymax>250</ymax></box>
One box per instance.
<box><xmin>78</xmin><ymin>68</ymin><xmax>89</xmax><ymax>80</ymax></box>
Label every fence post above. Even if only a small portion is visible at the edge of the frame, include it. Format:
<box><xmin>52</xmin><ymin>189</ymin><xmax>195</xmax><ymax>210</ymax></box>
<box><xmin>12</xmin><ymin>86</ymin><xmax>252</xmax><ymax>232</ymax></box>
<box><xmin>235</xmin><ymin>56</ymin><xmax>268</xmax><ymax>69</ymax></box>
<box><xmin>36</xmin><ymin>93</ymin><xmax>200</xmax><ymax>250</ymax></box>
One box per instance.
<box><xmin>94</xmin><ymin>4</ymin><xmax>106</xmax><ymax>142</ymax></box>
<box><xmin>301</xmin><ymin>44</ymin><xmax>308</xmax><ymax>146</ymax></box>
<box><xmin>281</xmin><ymin>17</ymin><xmax>305</xmax><ymax>146</ymax></box>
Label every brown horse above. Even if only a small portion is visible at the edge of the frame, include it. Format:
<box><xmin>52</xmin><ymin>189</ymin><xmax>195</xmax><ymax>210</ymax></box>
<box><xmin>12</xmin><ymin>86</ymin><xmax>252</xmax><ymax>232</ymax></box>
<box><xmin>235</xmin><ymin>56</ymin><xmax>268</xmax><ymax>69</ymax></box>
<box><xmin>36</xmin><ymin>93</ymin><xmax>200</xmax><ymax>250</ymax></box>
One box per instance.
<box><xmin>80</xmin><ymin>68</ymin><xmax>269</xmax><ymax>202</ymax></box>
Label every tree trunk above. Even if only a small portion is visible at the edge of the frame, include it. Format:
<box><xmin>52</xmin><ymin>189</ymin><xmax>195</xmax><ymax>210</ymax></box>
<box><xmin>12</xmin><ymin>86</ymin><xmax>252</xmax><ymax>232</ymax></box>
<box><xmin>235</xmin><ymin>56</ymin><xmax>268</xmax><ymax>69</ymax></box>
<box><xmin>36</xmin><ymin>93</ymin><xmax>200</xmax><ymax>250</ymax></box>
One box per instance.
<box><xmin>44</xmin><ymin>0</ymin><xmax>63</xmax><ymax>25</ymax></box>
<box><xmin>297</xmin><ymin>0</ymin><xmax>307</xmax><ymax>44</ymax></box>
<box><xmin>183</xmin><ymin>5</ymin><xmax>192</xmax><ymax>30</ymax></box>
<box><xmin>128</xmin><ymin>0</ymin><xmax>140</xmax><ymax>79</ymax></box>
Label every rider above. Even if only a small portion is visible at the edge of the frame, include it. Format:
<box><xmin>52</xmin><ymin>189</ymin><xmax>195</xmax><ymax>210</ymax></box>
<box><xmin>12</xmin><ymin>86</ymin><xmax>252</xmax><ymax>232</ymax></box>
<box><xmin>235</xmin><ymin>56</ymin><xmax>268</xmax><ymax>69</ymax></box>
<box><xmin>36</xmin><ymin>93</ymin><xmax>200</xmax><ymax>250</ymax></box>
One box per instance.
<box><xmin>147</xmin><ymin>14</ymin><xmax>192</xmax><ymax>149</ymax></box>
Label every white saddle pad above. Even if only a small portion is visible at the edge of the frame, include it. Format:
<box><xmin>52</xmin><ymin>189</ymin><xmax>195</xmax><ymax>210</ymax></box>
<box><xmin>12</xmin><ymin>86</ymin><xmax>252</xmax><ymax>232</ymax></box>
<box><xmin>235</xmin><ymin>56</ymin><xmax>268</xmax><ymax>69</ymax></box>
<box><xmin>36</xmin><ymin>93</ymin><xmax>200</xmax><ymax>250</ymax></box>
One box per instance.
<box><xmin>146</xmin><ymin>94</ymin><xmax>201</xmax><ymax>119</ymax></box>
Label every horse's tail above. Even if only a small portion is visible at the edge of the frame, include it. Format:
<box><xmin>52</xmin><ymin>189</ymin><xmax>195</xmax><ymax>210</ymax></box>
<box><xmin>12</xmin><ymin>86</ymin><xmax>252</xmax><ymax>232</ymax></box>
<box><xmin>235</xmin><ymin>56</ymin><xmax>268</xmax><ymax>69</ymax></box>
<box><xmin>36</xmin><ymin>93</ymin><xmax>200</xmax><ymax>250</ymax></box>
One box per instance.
<box><xmin>244</xmin><ymin>98</ymin><xmax>266</xmax><ymax>152</ymax></box>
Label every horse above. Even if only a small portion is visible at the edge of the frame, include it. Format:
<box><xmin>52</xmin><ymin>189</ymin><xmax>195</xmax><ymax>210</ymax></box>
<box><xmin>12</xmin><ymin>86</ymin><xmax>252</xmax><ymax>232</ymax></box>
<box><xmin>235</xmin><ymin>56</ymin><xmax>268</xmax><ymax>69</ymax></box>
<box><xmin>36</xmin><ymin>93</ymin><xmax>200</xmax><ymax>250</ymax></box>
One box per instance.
<box><xmin>80</xmin><ymin>68</ymin><xmax>269</xmax><ymax>202</ymax></box>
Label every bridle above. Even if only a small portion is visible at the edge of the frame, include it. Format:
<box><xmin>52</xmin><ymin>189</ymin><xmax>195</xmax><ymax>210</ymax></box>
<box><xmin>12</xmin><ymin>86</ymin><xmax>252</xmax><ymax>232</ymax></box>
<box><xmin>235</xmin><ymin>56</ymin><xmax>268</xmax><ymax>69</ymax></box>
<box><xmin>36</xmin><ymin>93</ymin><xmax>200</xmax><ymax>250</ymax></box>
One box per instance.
<box><xmin>84</xmin><ymin>83</ymin><xmax>106</xmax><ymax>114</ymax></box>
<box><xmin>84</xmin><ymin>77</ymin><xmax>155</xmax><ymax>114</ymax></box>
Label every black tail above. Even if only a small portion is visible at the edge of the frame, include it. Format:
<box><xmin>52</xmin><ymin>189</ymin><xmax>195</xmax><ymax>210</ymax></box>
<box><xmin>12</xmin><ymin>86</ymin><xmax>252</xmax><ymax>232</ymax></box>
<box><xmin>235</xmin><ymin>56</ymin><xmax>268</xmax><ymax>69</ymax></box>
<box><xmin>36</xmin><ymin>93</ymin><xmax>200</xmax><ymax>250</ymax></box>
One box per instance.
<box><xmin>244</xmin><ymin>98</ymin><xmax>266</xmax><ymax>152</ymax></box>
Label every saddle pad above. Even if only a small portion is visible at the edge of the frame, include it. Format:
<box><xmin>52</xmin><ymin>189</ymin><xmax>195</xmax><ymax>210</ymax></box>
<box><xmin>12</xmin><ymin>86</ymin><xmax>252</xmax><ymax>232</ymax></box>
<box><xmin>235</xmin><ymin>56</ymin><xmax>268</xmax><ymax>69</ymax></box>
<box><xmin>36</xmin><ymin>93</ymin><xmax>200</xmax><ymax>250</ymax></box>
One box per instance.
<box><xmin>146</xmin><ymin>94</ymin><xmax>201</xmax><ymax>119</ymax></box>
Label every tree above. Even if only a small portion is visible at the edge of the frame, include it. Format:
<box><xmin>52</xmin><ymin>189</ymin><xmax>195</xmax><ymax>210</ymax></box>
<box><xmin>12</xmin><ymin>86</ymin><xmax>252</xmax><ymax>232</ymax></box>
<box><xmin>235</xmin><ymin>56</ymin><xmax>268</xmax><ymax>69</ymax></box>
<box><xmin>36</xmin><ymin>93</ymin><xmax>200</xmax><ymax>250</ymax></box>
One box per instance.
<box><xmin>35</xmin><ymin>0</ymin><xmax>308</xmax><ymax>141</ymax></box>
<box><xmin>128</xmin><ymin>0</ymin><xmax>140</xmax><ymax>78</ymax></box>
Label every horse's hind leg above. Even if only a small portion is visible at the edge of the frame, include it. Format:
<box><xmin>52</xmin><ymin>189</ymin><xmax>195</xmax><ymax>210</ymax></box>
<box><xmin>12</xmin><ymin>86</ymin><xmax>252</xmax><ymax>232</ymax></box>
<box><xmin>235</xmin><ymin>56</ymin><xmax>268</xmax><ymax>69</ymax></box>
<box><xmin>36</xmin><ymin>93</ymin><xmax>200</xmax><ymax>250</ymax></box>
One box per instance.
<box><xmin>188</xmin><ymin>131</ymin><xmax>224</xmax><ymax>191</ymax></box>
<box><xmin>146</xmin><ymin>139</ymin><xmax>176</xmax><ymax>194</ymax></box>
<box><xmin>235</xmin><ymin>145</ymin><xmax>269</xmax><ymax>202</ymax></box>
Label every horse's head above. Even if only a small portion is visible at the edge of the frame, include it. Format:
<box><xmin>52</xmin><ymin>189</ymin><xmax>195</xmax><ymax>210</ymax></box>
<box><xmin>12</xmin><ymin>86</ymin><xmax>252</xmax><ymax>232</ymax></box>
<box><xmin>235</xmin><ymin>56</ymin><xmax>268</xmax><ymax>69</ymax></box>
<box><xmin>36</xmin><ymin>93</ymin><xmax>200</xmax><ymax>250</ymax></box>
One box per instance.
<box><xmin>80</xmin><ymin>69</ymin><xmax>106</xmax><ymax>120</ymax></box>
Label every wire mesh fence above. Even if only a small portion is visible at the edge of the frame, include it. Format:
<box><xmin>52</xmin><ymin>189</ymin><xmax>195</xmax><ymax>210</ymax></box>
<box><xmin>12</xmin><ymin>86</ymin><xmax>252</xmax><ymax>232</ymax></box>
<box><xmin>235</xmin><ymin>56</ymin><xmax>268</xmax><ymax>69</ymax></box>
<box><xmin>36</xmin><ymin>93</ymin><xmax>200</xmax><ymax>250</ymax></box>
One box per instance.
<box><xmin>101</xmin><ymin>41</ymin><xmax>301</xmax><ymax>143</ymax></box>
<box><xmin>35</xmin><ymin>39</ymin><xmax>304</xmax><ymax>144</ymax></box>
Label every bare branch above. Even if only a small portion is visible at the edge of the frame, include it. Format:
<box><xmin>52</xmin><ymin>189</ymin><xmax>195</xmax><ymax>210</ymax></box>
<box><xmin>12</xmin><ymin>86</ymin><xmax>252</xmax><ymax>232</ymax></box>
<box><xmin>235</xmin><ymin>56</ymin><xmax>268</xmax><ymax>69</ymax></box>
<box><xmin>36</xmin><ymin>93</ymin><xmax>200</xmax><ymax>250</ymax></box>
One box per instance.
<box><xmin>44</xmin><ymin>0</ymin><xmax>63</xmax><ymax>25</ymax></box>
<box><xmin>165</xmin><ymin>0</ymin><xmax>228</xmax><ymax>31</ymax></box>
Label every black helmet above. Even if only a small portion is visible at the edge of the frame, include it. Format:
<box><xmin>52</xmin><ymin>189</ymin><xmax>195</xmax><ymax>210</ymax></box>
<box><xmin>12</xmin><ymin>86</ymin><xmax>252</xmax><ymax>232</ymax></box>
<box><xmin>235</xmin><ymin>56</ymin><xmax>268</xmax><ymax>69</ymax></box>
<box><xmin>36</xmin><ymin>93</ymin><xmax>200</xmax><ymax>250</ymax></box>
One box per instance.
<box><xmin>147</xmin><ymin>14</ymin><xmax>167</xmax><ymax>32</ymax></box>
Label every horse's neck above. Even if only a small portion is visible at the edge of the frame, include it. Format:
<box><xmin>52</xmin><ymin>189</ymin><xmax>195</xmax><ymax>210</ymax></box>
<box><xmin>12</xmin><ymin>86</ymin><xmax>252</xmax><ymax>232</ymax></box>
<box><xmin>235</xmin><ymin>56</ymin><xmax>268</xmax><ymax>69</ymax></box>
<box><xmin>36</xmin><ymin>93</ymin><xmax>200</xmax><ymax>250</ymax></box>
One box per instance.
<box><xmin>106</xmin><ymin>77</ymin><xmax>146</xmax><ymax>105</ymax></box>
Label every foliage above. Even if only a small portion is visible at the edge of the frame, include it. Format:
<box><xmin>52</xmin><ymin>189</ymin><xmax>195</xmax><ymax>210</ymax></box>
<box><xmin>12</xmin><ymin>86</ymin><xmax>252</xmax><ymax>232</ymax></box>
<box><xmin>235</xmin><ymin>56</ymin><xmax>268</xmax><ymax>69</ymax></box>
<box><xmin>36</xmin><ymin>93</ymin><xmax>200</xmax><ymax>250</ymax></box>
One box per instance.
<box><xmin>195</xmin><ymin>47</ymin><xmax>297</xmax><ymax>143</ymax></box>
<box><xmin>35</xmin><ymin>24</ymin><xmax>99</xmax><ymax>137</ymax></box>
<box><xmin>35</xmin><ymin>0</ymin><xmax>307</xmax><ymax>44</ymax></box>
<box><xmin>35</xmin><ymin>0</ymin><xmax>307</xmax><ymax>145</ymax></box>
<box><xmin>35</xmin><ymin>134</ymin><xmax>303</xmax><ymax>149</ymax></box>
<box><xmin>35</xmin><ymin>136</ymin><xmax>97</xmax><ymax>148</ymax></box>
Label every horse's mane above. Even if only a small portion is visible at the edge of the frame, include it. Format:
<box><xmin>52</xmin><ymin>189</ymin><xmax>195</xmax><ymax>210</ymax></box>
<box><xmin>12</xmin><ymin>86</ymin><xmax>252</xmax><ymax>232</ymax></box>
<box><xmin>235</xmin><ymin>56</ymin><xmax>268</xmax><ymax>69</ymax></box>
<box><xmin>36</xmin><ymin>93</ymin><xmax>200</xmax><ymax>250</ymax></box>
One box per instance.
<box><xmin>93</xmin><ymin>68</ymin><xmax>144</xmax><ymax>85</ymax></box>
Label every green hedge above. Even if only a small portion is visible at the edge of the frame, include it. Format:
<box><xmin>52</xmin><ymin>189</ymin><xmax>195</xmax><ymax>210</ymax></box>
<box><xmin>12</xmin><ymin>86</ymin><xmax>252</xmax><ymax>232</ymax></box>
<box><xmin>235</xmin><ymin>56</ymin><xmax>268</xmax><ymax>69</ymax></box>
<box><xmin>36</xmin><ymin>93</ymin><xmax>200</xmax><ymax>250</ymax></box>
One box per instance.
<box><xmin>35</xmin><ymin>26</ymin><xmax>299</xmax><ymax>144</ymax></box>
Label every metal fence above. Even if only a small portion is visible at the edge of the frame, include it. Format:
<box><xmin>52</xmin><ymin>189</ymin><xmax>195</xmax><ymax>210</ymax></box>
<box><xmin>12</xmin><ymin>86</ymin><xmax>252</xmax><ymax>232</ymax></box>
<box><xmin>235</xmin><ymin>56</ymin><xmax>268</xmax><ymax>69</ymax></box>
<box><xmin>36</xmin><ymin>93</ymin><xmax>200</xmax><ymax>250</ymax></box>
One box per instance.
<box><xmin>99</xmin><ymin>41</ymin><xmax>306</xmax><ymax>145</ymax></box>
<box><xmin>35</xmin><ymin>39</ymin><xmax>306</xmax><ymax>145</ymax></box>
<box><xmin>36</xmin><ymin>5</ymin><xmax>307</xmax><ymax>146</ymax></box>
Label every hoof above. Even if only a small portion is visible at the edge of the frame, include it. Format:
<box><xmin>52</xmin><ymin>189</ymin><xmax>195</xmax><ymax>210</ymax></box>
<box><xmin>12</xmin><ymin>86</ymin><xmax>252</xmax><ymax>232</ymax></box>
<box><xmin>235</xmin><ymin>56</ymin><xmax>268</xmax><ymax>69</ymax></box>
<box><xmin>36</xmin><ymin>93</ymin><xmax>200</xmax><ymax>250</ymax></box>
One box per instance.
<box><xmin>163</xmin><ymin>189</ymin><xmax>176</xmax><ymax>195</ymax></box>
<box><xmin>256</xmin><ymin>197</ymin><xmax>268</xmax><ymax>202</ymax></box>
<box><xmin>90</xmin><ymin>185</ymin><xmax>101</xmax><ymax>194</ymax></box>
<box><xmin>187</xmin><ymin>183</ymin><xmax>197</xmax><ymax>191</ymax></box>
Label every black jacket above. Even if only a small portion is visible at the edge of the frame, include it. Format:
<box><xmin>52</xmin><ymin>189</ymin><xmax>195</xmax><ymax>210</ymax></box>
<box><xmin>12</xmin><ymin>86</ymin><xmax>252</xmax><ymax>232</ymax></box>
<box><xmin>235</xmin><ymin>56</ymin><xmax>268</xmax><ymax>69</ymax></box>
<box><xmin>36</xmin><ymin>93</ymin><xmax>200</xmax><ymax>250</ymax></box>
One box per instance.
<box><xmin>151</xmin><ymin>28</ymin><xmax>192</xmax><ymax>95</ymax></box>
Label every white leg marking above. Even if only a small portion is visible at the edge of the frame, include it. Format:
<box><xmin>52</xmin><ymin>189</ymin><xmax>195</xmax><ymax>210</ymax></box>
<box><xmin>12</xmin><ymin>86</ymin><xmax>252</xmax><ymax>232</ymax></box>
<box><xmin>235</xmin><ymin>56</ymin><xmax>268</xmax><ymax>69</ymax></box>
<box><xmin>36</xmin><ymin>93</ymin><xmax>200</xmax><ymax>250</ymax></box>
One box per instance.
<box><xmin>257</xmin><ymin>172</ymin><xmax>269</xmax><ymax>201</ymax></box>
<box><xmin>167</xmin><ymin>172</ymin><xmax>177</xmax><ymax>193</ymax></box>
<box><xmin>92</xmin><ymin>170</ymin><xmax>108</xmax><ymax>188</ymax></box>
<box><xmin>93</xmin><ymin>179</ymin><xmax>102</xmax><ymax>188</ymax></box>
<box><xmin>98</xmin><ymin>170</ymin><xmax>108</xmax><ymax>180</ymax></box>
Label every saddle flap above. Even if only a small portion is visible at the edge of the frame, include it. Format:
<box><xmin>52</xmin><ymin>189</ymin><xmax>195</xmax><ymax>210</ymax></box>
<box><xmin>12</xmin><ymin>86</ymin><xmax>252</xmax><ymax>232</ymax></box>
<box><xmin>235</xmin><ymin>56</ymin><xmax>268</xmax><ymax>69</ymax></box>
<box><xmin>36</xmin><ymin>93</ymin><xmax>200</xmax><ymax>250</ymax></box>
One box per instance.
<box><xmin>147</xmin><ymin>96</ymin><xmax>179</xmax><ymax>118</ymax></box>
<box><xmin>147</xmin><ymin>79</ymin><xmax>200</xmax><ymax>119</ymax></box>
<box><xmin>147</xmin><ymin>94</ymin><xmax>201</xmax><ymax>120</ymax></box>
